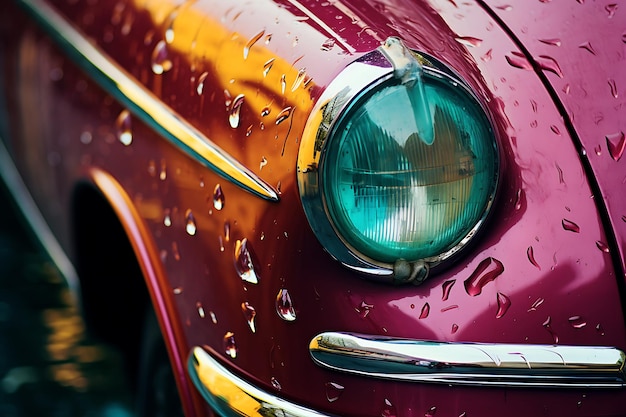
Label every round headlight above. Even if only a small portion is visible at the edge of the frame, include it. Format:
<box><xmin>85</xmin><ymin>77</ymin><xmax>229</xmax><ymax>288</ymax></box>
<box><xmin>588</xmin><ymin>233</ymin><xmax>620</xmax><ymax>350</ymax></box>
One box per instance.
<box><xmin>297</xmin><ymin>38</ymin><xmax>499</xmax><ymax>283</ymax></box>
<box><xmin>322</xmin><ymin>77</ymin><xmax>496</xmax><ymax>263</ymax></box>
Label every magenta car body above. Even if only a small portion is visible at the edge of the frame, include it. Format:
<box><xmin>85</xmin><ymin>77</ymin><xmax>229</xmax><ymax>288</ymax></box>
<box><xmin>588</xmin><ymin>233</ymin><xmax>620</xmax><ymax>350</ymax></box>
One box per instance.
<box><xmin>1</xmin><ymin>0</ymin><xmax>625</xmax><ymax>416</ymax></box>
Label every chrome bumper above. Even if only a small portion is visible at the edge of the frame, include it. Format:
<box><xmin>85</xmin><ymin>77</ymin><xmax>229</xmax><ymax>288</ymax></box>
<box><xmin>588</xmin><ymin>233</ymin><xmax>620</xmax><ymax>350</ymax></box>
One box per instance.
<box><xmin>309</xmin><ymin>332</ymin><xmax>626</xmax><ymax>388</ymax></box>
<box><xmin>188</xmin><ymin>334</ymin><xmax>625</xmax><ymax>417</ymax></box>
<box><xmin>188</xmin><ymin>346</ymin><xmax>334</xmax><ymax>417</ymax></box>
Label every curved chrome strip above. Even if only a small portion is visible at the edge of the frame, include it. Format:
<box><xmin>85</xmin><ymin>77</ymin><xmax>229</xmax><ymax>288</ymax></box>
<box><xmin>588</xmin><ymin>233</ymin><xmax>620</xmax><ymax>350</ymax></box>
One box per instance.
<box><xmin>0</xmin><ymin>139</ymin><xmax>80</xmax><ymax>298</ymax></box>
<box><xmin>17</xmin><ymin>0</ymin><xmax>279</xmax><ymax>202</ymax></box>
<box><xmin>188</xmin><ymin>346</ymin><xmax>334</xmax><ymax>417</ymax></box>
<box><xmin>310</xmin><ymin>332</ymin><xmax>626</xmax><ymax>388</ymax></box>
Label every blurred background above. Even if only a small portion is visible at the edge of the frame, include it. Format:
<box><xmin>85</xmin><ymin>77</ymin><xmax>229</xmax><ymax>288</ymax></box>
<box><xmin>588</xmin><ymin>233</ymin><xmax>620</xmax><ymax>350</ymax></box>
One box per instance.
<box><xmin>0</xmin><ymin>178</ymin><xmax>135</xmax><ymax>417</ymax></box>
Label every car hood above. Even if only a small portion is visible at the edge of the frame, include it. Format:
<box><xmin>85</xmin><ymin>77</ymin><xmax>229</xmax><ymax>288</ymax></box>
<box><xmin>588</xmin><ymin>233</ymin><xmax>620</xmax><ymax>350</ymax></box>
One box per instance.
<box><xmin>479</xmin><ymin>0</ymin><xmax>626</xmax><ymax>272</ymax></box>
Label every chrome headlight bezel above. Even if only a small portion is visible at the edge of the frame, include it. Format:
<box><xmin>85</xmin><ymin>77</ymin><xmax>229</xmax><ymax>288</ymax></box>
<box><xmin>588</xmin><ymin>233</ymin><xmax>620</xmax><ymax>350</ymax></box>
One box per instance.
<box><xmin>297</xmin><ymin>38</ymin><xmax>500</xmax><ymax>285</ymax></box>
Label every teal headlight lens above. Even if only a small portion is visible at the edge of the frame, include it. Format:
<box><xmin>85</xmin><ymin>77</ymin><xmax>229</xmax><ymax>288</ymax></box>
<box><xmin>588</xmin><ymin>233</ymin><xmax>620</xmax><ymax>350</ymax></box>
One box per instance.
<box><xmin>321</xmin><ymin>76</ymin><xmax>497</xmax><ymax>263</ymax></box>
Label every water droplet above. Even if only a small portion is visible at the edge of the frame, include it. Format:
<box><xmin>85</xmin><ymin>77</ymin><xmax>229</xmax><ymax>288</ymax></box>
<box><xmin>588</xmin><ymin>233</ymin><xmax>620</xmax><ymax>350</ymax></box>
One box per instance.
<box><xmin>259</xmin><ymin>156</ymin><xmax>267</xmax><ymax>170</ymax></box>
<box><xmin>197</xmin><ymin>302</ymin><xmax>205</xmax><ymax>318</ymax></box>
<box><xmin>263</xmin><ymin>58</ymin><xmax>275</xmax><ymax>77</ymax></box>
<box><xmin>224</xmin><ymin>89</ymin><xmax>232</xmax><ymax>107</ymax></box>
<box><xmin>276</xmin><ymin>107</ymin><xmax>292</xmax><ymax>125</ymax></box>
<box><xmin>481</xmin><ymin>48</ymin><xmax>493</xmax><ymax>62</ymax></box>
<box><xmin>537</xmin><ymin>55</ymin><xmax>563</xmax><ymax>78</ymax></box>
<box><xmin>196</xmin><ymin>71</ymin><xmax>209</xmax><ymax>95</ymax></box>
<box><xmin>172</xmin><ymin>241</ymin><xmax>180</xmax><ymax>261</ymax></box>
<box><xmin>264</xmin><ymin>33</ymin><xmax>272</xmax><ymax>44</ymax></box>
<box><xmin>562</xmin><ymin>218</ymin><xmax>580</xmax><ymax>233</ymax></box>
<box><xmin>325</xmin><ymin>382</ymin><xmax>344</xmax><ymax>402</ymax></box>
<box><xmin>495</xmin><ymin>4</ymin><xmax>512</xmax><ymax>11</ymax></box>
<box><xmin>223</xmin><ymin>332</ymin><xmax>237</xmax><ymax>358</ymax></box>
<box><xmin>357</xmin><ymin>301</ymin><xmax>373</xmax><ymax>318</ymax></box>
<box><xmin>506</xmin><ymin>51</ymin><xmax>533</xmax><ymax>71</ymax></box>
<box><xmin>441</xmin><ymin>305</ymin><xmax>458</xmax><ymax>312</ymax></box>
<box><xmin>550</xmin><ymin>125</ymin><xmax>561</xmax><ymax>135</ymax></box>
<box><xmin>229</xmin><ymin>94</ymin><xmax>245</xmax><ymax>128</ymax></box>
<box><xmin>246</xmin><ymin>125</ymin><xmax>253</xmax><ymax>136</ymax></box>
<box><xmin>276</xmin><ymin>289</ymin><xmax>296</xmax><ymax>321</ymax></box>
<box><xmin>381</xmin><ymin>399</ymin><xmax>397</xmax><ymax>417</ymax></box>
<box><xmin>528</xmin><ymin>298</ymin><xmax>544</xmax><ymax>312</ymax></box>
<box><xmin>605</xmin><ymin>3</ymin><xmax>618</xmax><ymax>18</ymax></box>
<box><xmin>242</xmin><ymin>302</ymin><xmax>257</xmax><ymax>332</ymax></box>
<box><xmin>321</xmin><ymin>38</ymin><xmax>336</xmax><ymax>51</ymax></box>
<box><xmin>606</xmin><ymin>131</ymin><xmax>625</xmax><ymax>161</ymax></box>
<box><xmin>539</xmin><ymin>38</ymin><xmax>561</xmax><ymax>47</ymax></box>
<box><xmin>608</xmin><ymin>79</ymin><xmax>618</xmax><ymax>98</ymax></box>
<box><xmin>527</xmin><ymin>246</ymin><xmax>541</xmax><ymax>270</ymax></box>
<box><xmin>224</xmin><ymin>221</ymin><xmax>230</xmax><ymax>242</ymax></box>
<box><xmin>514</xmin><ymin>188</ymin><xmax>524</xmax><ymax>210</ymax></box>
<box><xmin>595</xmin><ymin>144</ymin><xmax>602</xmax><ymax>156</ymax></box>
<box><xmin>568</xmin><ymin>315</ymin><xmax>587</xmax><ymax>329</ymax></box>
<box><xmin>419</xmin><ymin>303</ymin><xmax>430</xmax><ymax>319</ymax></box>
<box><xmin>292</xmin><ymin>36</ymin><xmax>299</xmax><ymax>47</ymax></box>
<box><xmin>496</xmin><ymin>292</ymin><xmax>511</xmax><ymax>318</ymax></box>
<box><xmin>291</xmin><ymin>68</ymin><xmax>306</xmax><ymax>91</ymax></box>
<box><xmin>464</xmin><ymin>257</ymin><xmax>505</xmax><ymax>296</ymax></box>
<box><xmin>596</xmin><ymin>241</ymin><xmax>610</xmax><ymax>253</ymax></box>
<box><xmin>159</xmin><ymin>160</ymin><xmax>167</xmax><ymax>180</ymax></box>
<box><xmin>555</xmin><ymin>163</ymin><xmax>565</xmax><ymax>184</ymax></box>
<box><xmin>116</xmin><ymin>109</ymin><xmax>133</xmax><ymax>145</ymax></box>
<box><xmin>451</xmin><ymin>323</ymin><xmax>459</xmax><ymax>334</ymax></box>
<box><xmin>596</xmin><ymin>323</ymin><xmax>605</xmax><ymax>335</ymax></box>
<box><xmin>578</xmin><ymin>41</ymin><xmax>596</xmax><ymax>55</ymax></box>
<box><xmin>441</xmin><ymin>279</ymin><xmax>456</xmax><ymax>301</ymax></box>
<box><xmin>280</xmin><ymin>74</ymin><xmax>286</xmax><ymax>94</ymax></box>
<box><xmin>542</xmin><ymin>316</ymin><xmax>559</xmax><ymax>343</ymax></box>
<box><xmin>558</xmin><ymin>86</ymin><xmax>570</xmax><ymax>98</ymax></box>
<box><xmin>234</xmin><ymin>238</ymin><xmax>259</xmax><ymax>284</ymax></box>
<box><xmin>261</xmin><ymin>106</ymin><xmax>271</xmax><ymax>117</ymax></box>
<box><xmin>455</xmin><ymin>36</ymin><xmax>482</xmax><ymax>47</ymax></box>
<box><xmin>151</xmin><ymin>40</ymin><xmax>172</xmax><ymax>75</ymax></box>
<box><xmin>244</xmin><ymin>30</ymin><xmax>264</xmax><ymax>60</ymax></box>
<box><xmin>163</xmin><ymin>209</ymin><xmax>172</xmax><ymax>227</ymax></box>
<box><xmin>173</xmin><ymin>286</ymin><xmax>182</xmax><ymax>294</ymax></box>
<box><xmin>185</xmin><ymin>209</ymin><xmax>197</xmax><ymax>235</ymax></box>
<box><xmin>425</xmin><ymin>406</ymin><xmax>437</xmax><ymax>417</ymax></box>
<box><xmin>270</xmin><ymin>377</ymin><xmax>281</xmax><ymax>390</ymax></box>
<box><xmin>213</xmin><ymin>184</ymin><xmax>225</xmax><ymax>210</ymax></box>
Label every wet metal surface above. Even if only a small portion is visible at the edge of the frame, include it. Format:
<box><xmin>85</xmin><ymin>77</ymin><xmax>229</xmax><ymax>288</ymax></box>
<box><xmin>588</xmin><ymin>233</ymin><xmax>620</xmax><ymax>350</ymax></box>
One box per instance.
<box><xmin>0</xmin><ymin>179</ymin><xmax>135</xmax><ymax>417</ymax></box>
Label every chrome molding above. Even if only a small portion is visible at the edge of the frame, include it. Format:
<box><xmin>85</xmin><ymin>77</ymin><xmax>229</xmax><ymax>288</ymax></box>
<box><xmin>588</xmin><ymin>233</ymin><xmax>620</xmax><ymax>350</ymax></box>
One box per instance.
<box><xmin>0</xmin><ymin>139</ymin><xmax>80</xmax><ymax>298</ymax></box>
<box><xmin>188</xmin><ymin>346</ymin><xmax>334</xmax><ymax>417</ymax></box>
<box><xmin>17</xmin><ymin>0</ymin><xmax>279</xmax><ymax>202</ymax></box>
<box><xmin>310</xmin><ymin>332</ymin><xmax>626</xmax><ymax>388</ymax></box>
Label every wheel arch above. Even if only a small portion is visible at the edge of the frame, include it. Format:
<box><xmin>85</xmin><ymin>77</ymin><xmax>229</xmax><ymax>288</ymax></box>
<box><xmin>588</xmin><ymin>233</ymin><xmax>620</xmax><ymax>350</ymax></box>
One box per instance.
<box><xmin>70</xmin><ymin>167</ymin><xmax>200</xmax><ymax>417</ymax></box>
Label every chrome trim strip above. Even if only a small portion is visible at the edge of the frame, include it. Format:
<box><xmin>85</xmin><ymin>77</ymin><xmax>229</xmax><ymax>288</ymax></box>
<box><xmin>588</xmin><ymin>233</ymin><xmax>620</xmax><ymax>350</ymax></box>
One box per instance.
<box><xmin>188</xmin><ymin>346</ymin><xmax>334</xmax><ymax>417</ymax></box>
<box><xmin>310</xmin><ymin>332</ymin><xmax>626</xmax><ymax>388</ymax></box>
<box><xmin>17</xmin><ymin>0</ymin><xmax>279</xmax><ymax>202</ymax></box>
<box><xmin>0</xmin><ymin>138</ymin><xmax>80</xmax><ymax>298</ymax></box>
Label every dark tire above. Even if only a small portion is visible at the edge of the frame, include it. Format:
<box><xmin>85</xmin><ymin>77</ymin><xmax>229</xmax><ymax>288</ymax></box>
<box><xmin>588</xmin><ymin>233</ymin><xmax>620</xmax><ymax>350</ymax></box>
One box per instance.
<box><xmin>136</xmin><ymin>307</ymin><xmax>184</xmax><ymax>417</ymax></box>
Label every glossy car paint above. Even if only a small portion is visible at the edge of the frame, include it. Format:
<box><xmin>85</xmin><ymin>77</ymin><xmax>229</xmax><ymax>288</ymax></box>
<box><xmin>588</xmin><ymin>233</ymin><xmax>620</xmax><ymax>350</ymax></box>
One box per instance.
<box><xmin>1</xmin><ymin>1</ymin><xmax>625</xmax><ymax>416</ymax></box>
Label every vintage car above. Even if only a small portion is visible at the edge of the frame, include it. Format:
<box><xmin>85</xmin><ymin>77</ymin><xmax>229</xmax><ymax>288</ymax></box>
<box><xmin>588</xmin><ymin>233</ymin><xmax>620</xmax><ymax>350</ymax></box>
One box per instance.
<box><xmin>1</xmin><ymin>0</ymin><xmax>625</xmax><ymax>416</ymax></box>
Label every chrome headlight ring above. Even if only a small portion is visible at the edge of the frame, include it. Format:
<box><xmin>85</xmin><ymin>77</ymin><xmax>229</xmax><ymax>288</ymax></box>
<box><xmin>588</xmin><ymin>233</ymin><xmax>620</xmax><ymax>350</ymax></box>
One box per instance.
<box><xmin>297</xmin><ymin>38</ymin><xmax>500</xmax><ymax>285</ymax></box>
